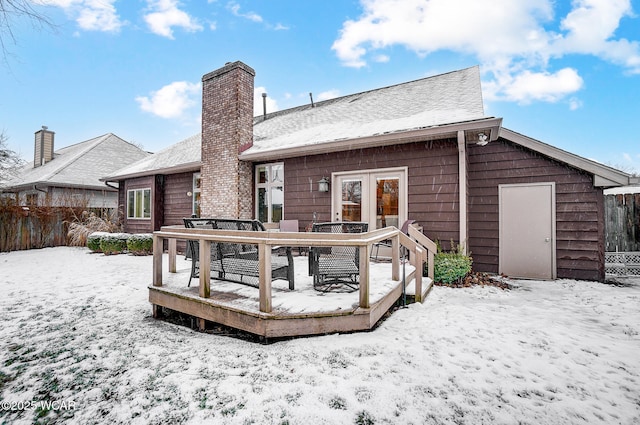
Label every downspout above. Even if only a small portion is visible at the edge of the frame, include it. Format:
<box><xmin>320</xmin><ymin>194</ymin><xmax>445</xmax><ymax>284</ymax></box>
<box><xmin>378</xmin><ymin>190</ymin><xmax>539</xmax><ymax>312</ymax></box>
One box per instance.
<box><xmin>457</xmin><ymin>131</ymin><xmax>468</xmax><ymax>255</ymax></box>
<box><xmin>34</xmin><ymin>184</ymin><xmax>48</xmax><ymax>194</ymax></box>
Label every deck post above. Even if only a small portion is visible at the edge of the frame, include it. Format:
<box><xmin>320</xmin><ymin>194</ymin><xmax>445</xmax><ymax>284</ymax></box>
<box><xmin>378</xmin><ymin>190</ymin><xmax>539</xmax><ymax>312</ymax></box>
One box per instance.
<box><xmin>427</xmin><ymin>250</ymin><xmax>435</xmax><ymax>280</ymax></box>
<box><xmin>199</xmin><ymin>239</ymin><xmax>211</xmax><ymax>298</ymax></box>
<box><xmin>168</xmin><ymin>238</ymin><xmax>177</xmax><ymax>273</ymax></box>
<box><xmin>391</xmin><ymin>232</ymin><xmax>400</xmax><ymax>281</ymax></box>
<box><xmin>152</xmin><ymin>234</ymin><xmax>163</xmax><ymax>287</ymax></box>
<box><xmin>152</xmin><ymin>305</ymin><xmax>163</xmax><ymax>318</ymax></box>
<box><xmin>258</xmin><ymin>242</ymin><xmax>272</xmax><ymax>313</ymax></box>
<box><xmin>414</xmin><ymin>246</ymin><xmax>424</xmax><ymax>302</ymax></box>
<box><xmin>359</xmin><ymin>243</ymin><xmax>371</xmax><ymax>308</ymax></box>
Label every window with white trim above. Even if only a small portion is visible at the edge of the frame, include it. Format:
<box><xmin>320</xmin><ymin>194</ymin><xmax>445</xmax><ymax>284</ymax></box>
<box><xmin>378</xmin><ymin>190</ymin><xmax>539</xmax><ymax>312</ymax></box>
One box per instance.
<box><xmin>255</xmin><ymin>163</ymin><xmax>284</xmax><ymax>223</ymax></box>
<box><xmin>127</xmin><ymin>188</ymin><xmax>151</xmax><ymax>219</ymax></box>
<box><xmin>192</xmin><ymin>173</ymin><xmax>201</xmax><ymax>217</ymax></box>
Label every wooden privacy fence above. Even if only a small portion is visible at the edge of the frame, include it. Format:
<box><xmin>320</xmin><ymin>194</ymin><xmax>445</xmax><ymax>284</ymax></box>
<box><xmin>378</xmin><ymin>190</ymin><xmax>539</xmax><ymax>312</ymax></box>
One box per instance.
<box><xmin>605</xmin><ymin>193</ymin><xmax>640</xmax><ymax>252</ymax></box>
<box><xmin>0</xmin><ymin>208</ymin><xmax>71</xmax><ymax>252</ymax></box>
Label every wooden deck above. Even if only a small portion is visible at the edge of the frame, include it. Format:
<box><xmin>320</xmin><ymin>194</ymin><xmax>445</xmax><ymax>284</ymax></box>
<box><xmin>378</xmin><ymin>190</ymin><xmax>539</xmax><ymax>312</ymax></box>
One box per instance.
<box><xmin>150</xmin><ymin>225</ymin><xmax>436</xmax><ymax>338</ymax></box>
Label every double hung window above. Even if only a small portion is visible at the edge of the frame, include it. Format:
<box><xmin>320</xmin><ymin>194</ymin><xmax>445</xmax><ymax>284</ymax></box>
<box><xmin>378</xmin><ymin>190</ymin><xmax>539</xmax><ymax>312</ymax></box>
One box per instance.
<box><xmin>127</xmin><ymin>188</ymin><xmax>151</xmax><ymax>219</ymax></box>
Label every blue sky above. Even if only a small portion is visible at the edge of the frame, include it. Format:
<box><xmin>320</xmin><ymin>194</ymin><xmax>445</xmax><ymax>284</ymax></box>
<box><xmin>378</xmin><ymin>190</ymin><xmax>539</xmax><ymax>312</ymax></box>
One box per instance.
<box><xmin>1</xmin><ymin>0</ymin><xmax>639</xmax><ymax>174</ymax></box>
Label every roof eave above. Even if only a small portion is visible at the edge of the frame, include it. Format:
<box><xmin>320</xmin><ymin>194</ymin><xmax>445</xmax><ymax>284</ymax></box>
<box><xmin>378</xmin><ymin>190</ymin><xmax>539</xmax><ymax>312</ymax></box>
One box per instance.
<box><xmin>1</xmin><ymin>181</ymin><xmax>118</xmax><ymax>192</ymax></box>
<box><xmin>500</xmin><ymin>128</ymin><xmax>632</xmax><ymax>187</ymax></box>
<box><xmin>240</xmin><ymin>117</ymin><xmax>503</xmax><ymax>162</ymax></box>
<box><xmin>101</xmin><ymin>161</ymin><xmax>202</xmax><ymax>182</ymax></box>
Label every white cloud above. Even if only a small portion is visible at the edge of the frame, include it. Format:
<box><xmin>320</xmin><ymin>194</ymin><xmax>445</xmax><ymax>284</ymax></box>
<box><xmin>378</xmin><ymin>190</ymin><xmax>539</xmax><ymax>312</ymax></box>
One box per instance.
<box><xmin>333</xmin><ymin>0</ymin><xmax>640</xmax><ymax>104</ymax></box>
<box><xmin>76</xmin><ymin>0</ymin><xmax>123</xmax><ymax>32</ymax></box>
<box><xmin>374</xmin><ymin>54</ymin><xmax>390</xmax><ymax>63</ymax></box>
<box><xmin>136</xmin><ymin>81</ymin><xmax>201</xmax><ymax>119</ymax></box>
<box><xmin>485</xmin><ymin>68</ymin><xmax>584</xmax><ymax>104</ymax></box>
<box><xmin>568</xmin><ymin>97</ymin><xmax>583</xmax><ymax>111</ymax></box>
<box><xmin>228</xmin><ymin>2</ymin><xmax>263</xmax><ymax>23</ymax></box>
<box><xmin>40</xmin><ymin>0</ymin><xmax>124</xmax><ymax>32</ymax></box>
<box><xmin>254</xmin><ymin>87</ymin><xmax>279</xmax><ymax>116</ymax></box>
<box><xmin>552</xmin><ymin>0</ymin><xmax>640</xmax><ymax>73</ymax></box>
<box><xmin>144</xmin><ymin>0</ymin><xmax>203</xmax><ymax>39</ymax></box>
<box><xmin>317</xmin><ymin>89</ymin><xmax>341</xmax><ymax>101</ymax></box>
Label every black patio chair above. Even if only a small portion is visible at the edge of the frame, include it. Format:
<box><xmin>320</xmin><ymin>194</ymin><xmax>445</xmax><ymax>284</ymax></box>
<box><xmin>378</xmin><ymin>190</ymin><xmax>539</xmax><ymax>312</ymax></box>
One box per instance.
<box><xmin>308</xmin><ymin>222</ymin><xmax>368</xmax><ymax>292</ymax></box>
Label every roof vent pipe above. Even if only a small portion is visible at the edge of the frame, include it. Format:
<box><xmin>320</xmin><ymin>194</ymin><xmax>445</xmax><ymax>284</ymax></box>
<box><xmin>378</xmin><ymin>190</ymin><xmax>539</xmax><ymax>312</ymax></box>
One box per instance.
<box><xmin>262</xmin><ymin>92</ymin><xmax>267</xmax><ymax>119</ymax></box>
<box><xmin>309</xmin><ymin>92</ymin><xmax>315</xmax><ymax>108</ymax></box>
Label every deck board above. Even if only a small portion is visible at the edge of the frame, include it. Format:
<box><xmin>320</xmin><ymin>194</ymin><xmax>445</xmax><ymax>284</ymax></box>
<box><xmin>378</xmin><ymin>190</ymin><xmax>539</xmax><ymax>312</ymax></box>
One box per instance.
<box><xmin>149</xmin><ymin>255</ymin><xmax>429</xmax><ymax>338</ymax></box>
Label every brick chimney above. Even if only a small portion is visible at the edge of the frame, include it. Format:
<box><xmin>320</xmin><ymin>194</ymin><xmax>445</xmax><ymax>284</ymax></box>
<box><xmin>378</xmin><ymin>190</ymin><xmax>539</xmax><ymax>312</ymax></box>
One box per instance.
<box><xmin>200</xmin><ymin>61</ymin><xmax>255</xmax><ymax>218</ymax></box>
<box><xmin>34</xmin><ymin>126</ymin><xmax>55</xmax><ymax>167</ymax></box>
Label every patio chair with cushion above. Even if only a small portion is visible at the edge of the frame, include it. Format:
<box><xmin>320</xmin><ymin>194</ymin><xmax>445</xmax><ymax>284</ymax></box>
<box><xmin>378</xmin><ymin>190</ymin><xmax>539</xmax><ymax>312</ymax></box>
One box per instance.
<box><xmin>308</xmin><ymin>222</ymin><xmax>368</xmax><ymax>292</ymax></box>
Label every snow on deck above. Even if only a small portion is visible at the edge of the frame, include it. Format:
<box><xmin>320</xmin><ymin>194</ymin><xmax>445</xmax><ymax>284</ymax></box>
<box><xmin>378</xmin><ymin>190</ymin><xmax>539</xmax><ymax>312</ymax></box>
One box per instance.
<box><xmin>155</xmin><ymin>255</ymin><xmax>418</xmax><ymax>315</ymax></box>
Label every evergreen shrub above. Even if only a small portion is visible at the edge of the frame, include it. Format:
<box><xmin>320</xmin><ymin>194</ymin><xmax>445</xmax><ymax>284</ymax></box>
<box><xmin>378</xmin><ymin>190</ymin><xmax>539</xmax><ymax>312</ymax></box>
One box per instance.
<box><xmin>99</xmin><ymin>233</ymin><xmax>130</xmax><ymax>255</ymax></box>
<box><xmin>87</xmin><ymin>232</ymin><xmax>110</xmax><ymax>252</ymax></box>
<box><xmin>424</xmin><ymin>240</ymin><xmax>473</xmax><ymax>285</ymax></box>
<box><xmin>127</xmin><ymin>234</ymin><xmax>153</xmax><ymax>255</ymax></box>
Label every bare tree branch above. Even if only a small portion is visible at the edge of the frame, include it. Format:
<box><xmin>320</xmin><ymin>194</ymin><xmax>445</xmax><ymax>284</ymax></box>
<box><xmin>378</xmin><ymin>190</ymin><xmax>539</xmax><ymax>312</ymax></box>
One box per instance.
<box><xmin>0</xmin><ymin>130</ymin><xmax>25</xmax><ymax>188</ymax></box>
<box><xmin>0</xmin><ymin>0</ymin><xmax>55</xmax><ymax>65</ymax></box>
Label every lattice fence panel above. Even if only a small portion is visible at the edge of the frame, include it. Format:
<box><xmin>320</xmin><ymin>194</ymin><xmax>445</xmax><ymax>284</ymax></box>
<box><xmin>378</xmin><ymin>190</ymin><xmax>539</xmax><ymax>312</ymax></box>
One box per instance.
<box><xmin>605</xmin><ymin>252</ymin><xmax>640</xmax><ymax>276</ymax></box>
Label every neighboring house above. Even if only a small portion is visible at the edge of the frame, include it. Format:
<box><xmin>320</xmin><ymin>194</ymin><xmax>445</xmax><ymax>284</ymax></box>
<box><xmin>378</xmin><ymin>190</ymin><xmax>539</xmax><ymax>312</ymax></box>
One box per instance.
<box><xmin>2</xmin><ymin>127</ymin><xmax>151</xmax><ymax>210</ymax></box>
<box><xmin>103</xmin><ymin>61</ymin><xmax>638</xmax><ymax>282</ymax></box>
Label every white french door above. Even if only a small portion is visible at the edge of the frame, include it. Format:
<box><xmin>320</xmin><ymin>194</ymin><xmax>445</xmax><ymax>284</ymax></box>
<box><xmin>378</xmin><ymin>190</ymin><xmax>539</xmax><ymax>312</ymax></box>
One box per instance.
<box><xmin>332</xmin><ymin>168</ymin><xmax>407</xmax><ymax>231</ymax></box>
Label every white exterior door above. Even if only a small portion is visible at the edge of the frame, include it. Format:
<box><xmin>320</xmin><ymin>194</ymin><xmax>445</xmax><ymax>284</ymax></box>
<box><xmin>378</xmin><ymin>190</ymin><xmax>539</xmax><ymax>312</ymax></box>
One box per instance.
<box><xmin>332</xmin><ymin>168</ymin><xmax>407</xmax><ymax>230</ymax></box>
<box><xmin>499</xmin><ymin>182</ymin><xmax>556</xmax><ymax>279</ymax></box>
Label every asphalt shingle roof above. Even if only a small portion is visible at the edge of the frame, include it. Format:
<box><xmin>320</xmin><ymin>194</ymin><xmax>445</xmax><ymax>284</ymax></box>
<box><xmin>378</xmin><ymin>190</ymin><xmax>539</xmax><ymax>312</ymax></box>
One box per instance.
<box><xmin>105</xmin><ymin>66</ymin><xmax>486</xmax><ymax>180</ymax></box>
<box><xmin>248</xmin><ymin>66</ymin><xmax>485</xmax><ymax>155</ymax></box>
<box><xmin>4</xmin><ymin>133</ymin><xmax>150</xmax><ymax>190</ymax></box>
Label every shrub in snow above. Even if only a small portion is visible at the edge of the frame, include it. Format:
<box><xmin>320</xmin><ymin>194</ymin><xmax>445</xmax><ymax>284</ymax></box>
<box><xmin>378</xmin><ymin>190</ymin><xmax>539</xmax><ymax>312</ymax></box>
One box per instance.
<box><xmin>425</xmin><ymin>240</ymin><xmax>473</xmax><ymax>285</ymax></box>
<box><xmin>87</xmin><ymin>232</ymin><xmax>111</xmax><ymax>252</ymax></box>
<box><xmin>99</xmin><ymin>233</ymin><xmax>130</xmax><ymax>255</ymax></box>
<box><xmin>127</xmin><ymin>234</ymin><xmax>153</xmax><ymax>255</ymax></box>
<box><xmin>433</xmin><ymin>252</ymin><xmax>472</xmax><ymax>284</ymax></box>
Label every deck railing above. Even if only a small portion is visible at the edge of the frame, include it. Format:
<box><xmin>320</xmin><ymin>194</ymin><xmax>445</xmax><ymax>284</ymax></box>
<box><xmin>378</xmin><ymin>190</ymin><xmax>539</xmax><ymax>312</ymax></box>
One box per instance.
<box><xmin>152</xmin><ymin>224</ymin><xmax>436</xmax><ymax>314</ymax></box>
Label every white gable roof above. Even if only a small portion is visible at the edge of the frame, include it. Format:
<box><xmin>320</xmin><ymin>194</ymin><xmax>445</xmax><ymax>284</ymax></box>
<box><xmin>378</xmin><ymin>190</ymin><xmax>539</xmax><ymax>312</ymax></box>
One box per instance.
<box><xmin>4</xmin><ymin>133</ymin><xmax>150</xmax><ymax>191</ymax></box>
<box><xmin>103</xmin><ymin>133</ymin><xmax>201</xmax><ymax>181</ymax></box>
<box><xmin>246</xmin><ymin>66</ymin><xmax>487</xmax><ymax>158</ymax></box>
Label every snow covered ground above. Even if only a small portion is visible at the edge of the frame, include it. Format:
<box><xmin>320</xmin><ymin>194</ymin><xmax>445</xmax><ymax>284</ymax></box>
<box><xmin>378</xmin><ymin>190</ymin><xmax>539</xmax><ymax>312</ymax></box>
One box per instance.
<box><xmin>0</xmin><ymin>246</ymin><xmax>638</xmax><ymax>425</ymax></box>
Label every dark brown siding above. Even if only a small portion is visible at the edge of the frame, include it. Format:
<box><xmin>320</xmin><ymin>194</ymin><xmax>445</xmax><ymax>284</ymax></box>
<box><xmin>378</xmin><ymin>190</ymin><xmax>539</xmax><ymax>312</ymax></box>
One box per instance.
<box><xmin>153</xmin><ymin>175</ymin><xmax>165</xmax><ymax>231</ymax></box>
<box><xmin>283</xmin><ymin>139</ymin><xmax>460</xmax><ymax>245</ymax></box>
<box><xmin>122</xmin><ymin>176</ymin><xmax>154</xmax><ymax>234</ymax></box>
<box><xmin>163</xmin><ymin>172</ymin><xmax>195</xmax><ymax>225</ymax></box>
<box><xmin>468</xmin><ymin>138</ymin><xmax>604</xmax><ymax>281</ymax></box>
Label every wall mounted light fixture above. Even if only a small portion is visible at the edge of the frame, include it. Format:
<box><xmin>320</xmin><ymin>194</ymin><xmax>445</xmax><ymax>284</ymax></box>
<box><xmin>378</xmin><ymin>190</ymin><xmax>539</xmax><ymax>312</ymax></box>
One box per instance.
<box><xmin>317</xmin><ymin>177</ymin><xmax>330</xmax><ymax>193</ymax></box>
<box><xmin>476</xmin><ymin>132</ymin><xmax>488</xmax><ymax>146</ymax></box>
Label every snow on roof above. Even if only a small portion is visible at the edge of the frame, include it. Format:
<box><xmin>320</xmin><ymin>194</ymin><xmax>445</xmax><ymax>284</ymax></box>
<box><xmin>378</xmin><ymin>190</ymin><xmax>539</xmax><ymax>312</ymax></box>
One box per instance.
<box><xmin>248</xmin><ymin>66</ymin><xmax>486</xmax><ymax>155</ymax></box>
<box><xmin>103</xmin><ymin>133</ymin><xmax>201</xmax><ymax>180</ymax></box>
<box><xmin>4</xmin><ymin>133</ymin><xmax>150</xmax><ymax>190</ymax></box>
<box><xmin>105</xmin><ymin>66</ymin><xmax>487</xmax><ymax>180</ymax></box>
<box><xmin>604</xmin><ymin>185</ymin><xmax>640</xmax><ymax>195</ymax></box>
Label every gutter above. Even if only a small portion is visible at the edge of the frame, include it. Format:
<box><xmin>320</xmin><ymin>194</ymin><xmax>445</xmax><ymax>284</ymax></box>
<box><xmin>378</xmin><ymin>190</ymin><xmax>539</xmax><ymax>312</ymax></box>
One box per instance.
<box><xmin>100</xmin><ymin>161</ymin><xmax>201</xmax><ymax>182</ymax></box>
<box><xmin>34</xmin><ymin>184</ymin><xmax>48</xmax><ymax>194</ymax></box>
<box><xmin>240</xmin><ymin>118</ymin><xmax>503</xmax><ymax>162</ymax></box>
<box><xmin>500</xmin><ymin>128</ymin><xmax>631</xmax><ymax>187</ymax></box>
